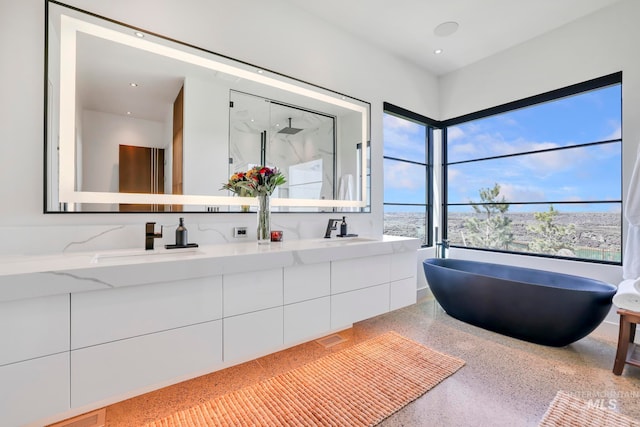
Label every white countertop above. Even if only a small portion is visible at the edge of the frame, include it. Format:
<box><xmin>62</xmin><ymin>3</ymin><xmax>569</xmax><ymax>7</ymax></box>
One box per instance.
<box><xmin>0</xmin><ymin>235</ymin><xmax>420</xmax><ymax>303</ymax></box>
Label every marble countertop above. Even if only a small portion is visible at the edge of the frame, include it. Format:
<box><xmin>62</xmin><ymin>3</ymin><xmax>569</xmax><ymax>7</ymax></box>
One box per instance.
<box><xmin>0</xmin><ymin>235</ymin><xmax>420</xmax><ymax>303</ymax></box>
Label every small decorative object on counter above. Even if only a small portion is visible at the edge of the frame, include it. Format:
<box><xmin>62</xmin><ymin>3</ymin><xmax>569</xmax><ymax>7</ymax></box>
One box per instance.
<box><xmin>221</xmin><ymin>166</ymin><xmax>286</xmax><ymax>245</ymax></box>
<box><xmin>271</xmin><ymin>230</ymin><xmax>283</xmax><ymax>242</ymax></box>
<box><xmin>340</xmin><ymin>216</ymin><xmax>347</xmax><ymax>236</ymax></box>
<box><xmin>165</xmin><ymin>218</ymin><xmax>199</xmax><ymax>249</ymax></box>
<box><xmin>176</xmin><ymin>217</ymin><xmax>188</xmax><ymax>247</ymax></box>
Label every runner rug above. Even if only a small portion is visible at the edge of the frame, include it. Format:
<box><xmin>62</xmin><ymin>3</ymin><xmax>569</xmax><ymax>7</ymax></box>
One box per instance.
<box><xmin>145</xmin><ymin>331</ymin><xmax>465</xmax><ymax>427</ymax></box>
<box><xmin>538</xmin><ymin>391</ymin><xmax>640</xmax><ymax>427</ymax></box>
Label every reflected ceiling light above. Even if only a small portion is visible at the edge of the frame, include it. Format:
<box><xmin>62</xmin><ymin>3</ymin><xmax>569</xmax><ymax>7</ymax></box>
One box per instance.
<box><xmin>434</xmin><ymin>49</ymin><xmax>443</xmax><ymax>55</ymax></box>
<box><xmin>256</xmin><ymin>69</ymin><xmax>264</xmax><ymax>74</ymax></box>
<box><xmin>129</xmin><ymin>82</ymin><xmax>138</xmax><ymax>87</ymax></box>
<box><xmin>134</xmin><ymin>31</ymin><xmax>144</xmax><ymax>38</ymax></box>
<box><xmin>434</xmin><ymin>21</ymin><xmax>459</xmax><ymax>37</ymax></box>
<box><xmin>126</xmin><ymin>111</ymin><xmax>131</xmax><ymax>115</ymax></box>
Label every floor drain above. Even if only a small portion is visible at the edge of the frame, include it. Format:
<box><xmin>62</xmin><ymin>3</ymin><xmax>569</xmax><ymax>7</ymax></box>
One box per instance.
<box><xmin>316</xmin><ymin>334</ymin><xmax>347</xmax><ymax>348</ymax></box>
<box><xmin>49</xmin><ymin>408</ymin><xmax>105</xmax><ymax>427</ymax></box>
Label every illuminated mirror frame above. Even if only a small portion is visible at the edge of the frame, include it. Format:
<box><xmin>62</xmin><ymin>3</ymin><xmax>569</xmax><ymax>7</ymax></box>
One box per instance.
<box><xmin>48</xmin><ymin>2</ymin><xmax>370</xmax><ymax>211</ymax></box>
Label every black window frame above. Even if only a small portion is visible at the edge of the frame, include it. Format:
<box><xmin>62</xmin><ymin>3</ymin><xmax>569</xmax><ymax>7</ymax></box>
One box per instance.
<box><xmin>383</xmin><ymin>102</ymin><xmax>437</xmax><ymax>247</ymax></box>
<box><xmin>440</xmin><ymin>72</ymin><xmax>623</xmax><ymax>264</ymax></box>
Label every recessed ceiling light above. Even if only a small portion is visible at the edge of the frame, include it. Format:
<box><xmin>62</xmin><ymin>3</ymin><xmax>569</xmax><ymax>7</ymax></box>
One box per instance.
<box><xmin>257</xmin><ymin>69</ymin><xmax>264</xmax><ymax>74</ymax></box>
<box><xmin>434</xmin><ymin>21</ymin><xmax>459</xmax><ymax>37</ymax></box>
<box><xmin>126</xmin><ymin>111</ymin><xmax>132</xmax><ymax>115</ymax></box>
<box><xmin>134</xmin><ymin>31</ymin><xmax>144</xmax><ymax>38</ymax></box>
<box><xmin>129</xmin><ymin>82</ymin><xmax>138</xmax><ymax>87</ymax></box>
<box><xmin>434</xmin><ymin>49</ymin><xmax>443</xmax><ymax>55</ymax></box>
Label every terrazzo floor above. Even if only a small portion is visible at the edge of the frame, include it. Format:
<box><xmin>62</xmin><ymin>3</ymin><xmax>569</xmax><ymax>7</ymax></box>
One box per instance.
<box><xmin>99</xmin><ymin>296</ymin><xmax>640</xmax><ymax>427</ymax></box>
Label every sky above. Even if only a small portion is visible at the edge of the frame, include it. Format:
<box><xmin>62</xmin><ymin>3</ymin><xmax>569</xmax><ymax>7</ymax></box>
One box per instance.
<box><xmin>384</xmin><ymin>84</ymin><xmax>622</xmax><ymax>214</ymax></box>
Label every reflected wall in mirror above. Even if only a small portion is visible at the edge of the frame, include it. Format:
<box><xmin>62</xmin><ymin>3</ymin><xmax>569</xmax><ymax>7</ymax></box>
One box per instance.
<box><xmin>45</xmin><ymin>1</ymin><xmax>370</xmax><ymax>213</ymax></box>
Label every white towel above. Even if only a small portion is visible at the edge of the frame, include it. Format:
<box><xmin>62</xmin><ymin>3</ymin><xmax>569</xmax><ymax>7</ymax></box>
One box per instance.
<box><xmin>623</xmin><ymin>144</ymin><xmax>640</xmax><ymax>280</ymax></box>
<box><xmin>613</xmin><ymin>279</ymin><xmax>640</xmax><ymax>311</ymax></box>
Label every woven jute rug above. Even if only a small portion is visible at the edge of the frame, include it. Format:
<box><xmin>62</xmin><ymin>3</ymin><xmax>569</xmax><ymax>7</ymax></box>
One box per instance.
<box><xmin>539</xmin><ymin>391</ymin><xmax>640</xmax><ymax>427</ymax></box>
<box><xmin>146</xmin><ymin>331</ymin><xmax>464</xmax><ymax>427</ymax></box>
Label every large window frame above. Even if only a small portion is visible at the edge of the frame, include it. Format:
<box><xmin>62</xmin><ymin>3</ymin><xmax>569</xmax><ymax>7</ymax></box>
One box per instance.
<box><xmin>442</xmin><ymin>72</ymin><xmax>623</xmax><ymax>264</ymax></box>
<box><xmin>383</xmin><ymin>103</ymin><xmax>437</xmax><ymax>247</ymax></box>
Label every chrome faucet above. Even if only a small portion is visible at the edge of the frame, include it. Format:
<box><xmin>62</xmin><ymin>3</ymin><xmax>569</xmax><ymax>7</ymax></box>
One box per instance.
<box><xmin>145</xmin><ymin>222</ymin><xmax>163</xmax><ymax>250</ymax></box>
<box><xmin>324</xmin><ymin>218</ymin><xmax>342</xmax><ymax>238</ymax></box>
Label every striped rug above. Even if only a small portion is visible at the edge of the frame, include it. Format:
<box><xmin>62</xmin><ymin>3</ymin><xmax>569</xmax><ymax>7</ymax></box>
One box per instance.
<box><xmin>146</xmin><ymin>331</ymin><xmax>464</xmax><ymax>427</ymax></box>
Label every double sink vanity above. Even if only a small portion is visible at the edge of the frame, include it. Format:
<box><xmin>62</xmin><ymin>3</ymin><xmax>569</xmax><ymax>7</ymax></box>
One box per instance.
<box><xmin>0</xmin><ymin>235</ymin><xmax>419</xmax><ymax>426</ymax></box>
<box><xmin>5</xmin><ymin>2</ymin><xmax>423</xmax><ymax>426</ymax></box>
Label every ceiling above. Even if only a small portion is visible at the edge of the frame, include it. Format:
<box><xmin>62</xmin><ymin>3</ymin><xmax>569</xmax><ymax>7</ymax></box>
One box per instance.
<box><xmin>284</xmin><ymin>0</ymin><xmax>623</xmax><ymax>76</ymax></box>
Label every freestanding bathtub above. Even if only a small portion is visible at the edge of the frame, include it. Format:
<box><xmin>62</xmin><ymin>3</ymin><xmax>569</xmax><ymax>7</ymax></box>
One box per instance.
<box><xmin>422</xmin><ymin>258</ymin><xmax>616</xmax><ymax>347</ymax></box>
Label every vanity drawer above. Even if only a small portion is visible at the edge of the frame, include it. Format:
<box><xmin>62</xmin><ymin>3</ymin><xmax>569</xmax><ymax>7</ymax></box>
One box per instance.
<box><xmin>331</xmin><ymin>254</ymin><xmax>391</xmax><ymax>294</ymax></box>
<box><xmin>71</xmin><ymin>320</ymin><xmax>222</xmax><ymax>408</ymax></box>
<box><xmin>331</xmin><ymin>283</ymin><xmax>390</xmax><ymax>329</ymax></box>
<box><xmin>390</xmin><ymin>277</ymin><xmax>417</xmax><ymax>311</ymax></box>
<box><xmin>224</xmin><ymin>306</ymin><xmax>283</xmax><ymax>363</ymax></box>
<box><xmin>284</xmin><ymin>262</ymin><xmax>330</xmax><ymax>304</ymax></box>
<box><xmin>71</xmin><ymin>276</ymin><xmax>223</xmax><ymax>349</ymax></box>
<box><xmin>223</xmin><ymin>268</ymin><xmax>283</xmax><ymax>317</ymax></box>
<box><xmin>284</xmin><ymin>296</ymin><xmax>330</xmax><ymax>345</ymax></box>
<box><xmin>0</xmin><ymin>352</ymin><xmax>70</xmax><ymax>427</ymax></box>
<box><xmin>0</xmin><ymin>294</ymin><xmax>69</xmax><ymax>366</ymax></box>
<box><xmin>390</xmin><ymin>251</ymin><xmax>417</xmax><ymax>281</ymax></box>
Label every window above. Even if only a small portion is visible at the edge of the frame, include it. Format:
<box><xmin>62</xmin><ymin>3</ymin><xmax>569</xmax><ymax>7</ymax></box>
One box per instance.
<box><xmin>444</xmin><ymin>73</ymin><xmax>622</xmax><ymax>263</ymax></box>
<box><xmin>383</xmin><ymin>103</ymin><xmax>435</xmax><ymax>246</ymax></box>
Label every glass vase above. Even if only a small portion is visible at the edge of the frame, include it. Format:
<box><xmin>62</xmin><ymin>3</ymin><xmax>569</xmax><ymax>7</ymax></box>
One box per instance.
<box><xmin>257</xmin><ymin>193</ymin><xmax>271</xmax><ymax>245</ymax></box>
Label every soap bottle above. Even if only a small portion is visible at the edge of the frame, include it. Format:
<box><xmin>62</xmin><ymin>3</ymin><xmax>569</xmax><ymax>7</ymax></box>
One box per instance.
<box><xmin>176</xmin><ymin>217</ymin><xmax>188</xmax><ymax>246</ymax></box>
<box><xmin>340</xmin><ymin>216</ymin><xmax>347</xmax><ymax>236</ymax></box>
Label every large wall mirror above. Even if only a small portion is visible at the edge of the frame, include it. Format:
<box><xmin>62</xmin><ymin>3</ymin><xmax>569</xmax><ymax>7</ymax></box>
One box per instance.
<box><xmin>45</xmin><ymin>1</ymin><xmax>370</xmax><ymax>213</ymax></box>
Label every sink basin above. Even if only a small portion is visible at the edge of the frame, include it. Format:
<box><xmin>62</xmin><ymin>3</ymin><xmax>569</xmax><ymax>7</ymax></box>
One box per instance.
<box><xmin>91</xmin><ymin>247</ymin><xmax>202</xmax><ymax>263</ymax></box>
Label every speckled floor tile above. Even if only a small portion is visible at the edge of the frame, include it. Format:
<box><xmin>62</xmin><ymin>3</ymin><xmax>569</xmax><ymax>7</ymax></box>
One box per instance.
<box><xmin>98</xmin><ymin>297</ymin><xmax>640</xmax><ymax>427</ymax></box>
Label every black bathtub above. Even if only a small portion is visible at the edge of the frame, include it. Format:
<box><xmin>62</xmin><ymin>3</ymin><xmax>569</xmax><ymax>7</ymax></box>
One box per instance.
<box><xmin>422</xmin><ymin>258</ymin><xmax>616</xmax><ymax>347</ymax></box>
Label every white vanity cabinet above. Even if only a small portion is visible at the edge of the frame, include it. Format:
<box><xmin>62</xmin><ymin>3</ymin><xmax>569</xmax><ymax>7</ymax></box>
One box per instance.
<box><xmin>223</xmin><ymin>268</ymin><xmax>284</xmax><ymax>362</ymax></box>
<box><xmin>283</xmin><ymin>263</ymin><xmax>331</xmax><ymax>345</ymax></box>
<box><xmin>0</xmin><ymin>235</ymin><xmax>419</xmax><ymax>427</ymax></box>
<box><xmin>71</xmin><ymin>320</ymin><xmax>223</xmax><ymax>408</ymax></box>
<box><xmin>330</xmin><ymin>254</ymin><xmax>391</xmax><ymax>329</ymax></box>
<box><xmin>390</xmin><ymin>251</ymin><xmax>418</xmax><ymax>310</ymax></box>
<box><xmin>69</xmin><ymin>276</ymin><xmax>224</xmax><ymax>408</ymax></box>
<box><xmin>0</xmin><ymin>295</ymin><xmax>70</xmax><ymax>427</ymax></box>
<box><xmin>330</xmin><ymin>251</ymin><xmax>417</xmax><ymax>329</ymax></box>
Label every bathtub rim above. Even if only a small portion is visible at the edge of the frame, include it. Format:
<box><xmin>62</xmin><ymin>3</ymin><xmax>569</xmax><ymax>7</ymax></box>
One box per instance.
<box><xmin>422</xmin><ymin>257</ymin><xmax>617</xmax><ymax>293</ymax></box>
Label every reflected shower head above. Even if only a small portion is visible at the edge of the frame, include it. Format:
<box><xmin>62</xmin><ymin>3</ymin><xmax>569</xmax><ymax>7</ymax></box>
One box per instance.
<box><xmin>278</xmin><ymin>117</ymin><xmax>303</xmax><ymax>135</ymax></box>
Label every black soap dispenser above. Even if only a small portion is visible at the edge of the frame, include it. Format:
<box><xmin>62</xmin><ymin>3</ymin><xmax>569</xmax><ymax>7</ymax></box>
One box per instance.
<box><xmin>340</xmin><ymin>216</ymin><xmax>347</xmax><ymax>237</ymax></box>
<box><xmin>176</xmin><ymin>217</ymin><xmax>188</xmax><ymax>247</ymax></box>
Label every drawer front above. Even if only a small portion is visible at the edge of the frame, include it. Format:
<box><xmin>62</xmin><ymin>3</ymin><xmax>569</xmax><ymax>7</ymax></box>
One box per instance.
<box><xmin>331</xmin><ymin>255</ymin><xmax>390</xmax><ymax>294</ymax></box>
<box><xmin>0</xmin><ymin>353</ymin><xmax>70</xmax><ymax>427</ymax></box>
<box><xmin>224</xmin><ymin>268</ymin><xmax>283</xmax><ymax>317</ymax></box>
<box><xmin>72</xmin><ymin>276</ymin><xmax>223</xmax><ymax>349</ymax></box>
<box><xmin>224</xmin><ymin>307</ymin><xmax>283</xmax><ymax>363</ymax></box>
<box><xmin>71</xmin><ymin>320</ymin><xmax>222</xmax><ymax>408</ymax></box>
<box><xmin>331</xmin><ymin>283</ymin><xmax>390</xmax><ymax>329</ymax></box>
<box><xmin>0</xmin><ymin>294</ymin><xmax>69</xmax><ymax>366</ymax></box>
<box><xmin>390</xmin><ymin>277</ymin><xmax>417</xmax><ymax>311</ymax></box>
<box><xmin>283</xmin><ymin>263</ymin><xmax>330</xmax><ymax>304</ymax></box>
<box><xmin>390</xmin><ymin>252</ymin><xmax>417</xmax><ymax>281</ymax></box>
<box><xmin>284</xmin><ymin>297</ymin><xmax>330</xmax><ymax>345</ymax></box>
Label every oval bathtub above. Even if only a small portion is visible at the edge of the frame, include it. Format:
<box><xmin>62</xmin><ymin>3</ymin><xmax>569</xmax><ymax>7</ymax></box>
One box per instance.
<box><xmin>422</xmin><ymin>258</ymin><xmax>616</xmax><ymax>347</ymax></box>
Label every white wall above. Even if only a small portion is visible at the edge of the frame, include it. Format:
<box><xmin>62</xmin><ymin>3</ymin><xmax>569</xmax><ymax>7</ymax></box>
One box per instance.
<box><xmin>0</xmin><ymin>0</ymin><xmax>438</xmax><ymax>255</ymax></box>
<box><xmin>81</xmin><ymin>110</ymin><xmax>166</xmax><ymax>193</ymax></box>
